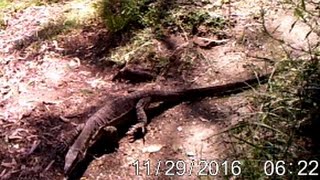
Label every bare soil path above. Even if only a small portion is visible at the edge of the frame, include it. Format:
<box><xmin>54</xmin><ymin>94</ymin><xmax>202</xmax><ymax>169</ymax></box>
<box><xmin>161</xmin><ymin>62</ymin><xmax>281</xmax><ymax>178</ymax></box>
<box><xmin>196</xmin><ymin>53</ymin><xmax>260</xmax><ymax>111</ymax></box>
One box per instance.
<box><xmin>0</xmin><ymin>0</ymin><xmax>316</xmax><ymax>179</ymax></box>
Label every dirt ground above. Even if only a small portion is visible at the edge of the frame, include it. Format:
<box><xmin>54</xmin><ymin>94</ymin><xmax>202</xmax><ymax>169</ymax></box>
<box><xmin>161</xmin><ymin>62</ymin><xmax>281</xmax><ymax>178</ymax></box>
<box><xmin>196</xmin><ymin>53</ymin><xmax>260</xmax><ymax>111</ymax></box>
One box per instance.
<box><xmin>0</xmin><ymin>0</ymin><xmax>317</xmax><ymax>180</ymax></box>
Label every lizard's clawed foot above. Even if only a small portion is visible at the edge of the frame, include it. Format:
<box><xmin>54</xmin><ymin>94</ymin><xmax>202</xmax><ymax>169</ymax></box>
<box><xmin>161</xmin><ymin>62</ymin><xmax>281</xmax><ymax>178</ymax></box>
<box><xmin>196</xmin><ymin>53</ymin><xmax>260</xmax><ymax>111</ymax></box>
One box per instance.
<box><xmin>56</xmin><ymin>134</ymin><xmax>70</xmax><ymax>154</ymax></box>
<box><xmin>56</xmin><ymin>143</ymin><xmax>68</xmax><ymax>154</ymax></box>
<box><xmin>127</xmin><ymin>122</ymin><xmax>146</xmax><ymax>142</ymax></box>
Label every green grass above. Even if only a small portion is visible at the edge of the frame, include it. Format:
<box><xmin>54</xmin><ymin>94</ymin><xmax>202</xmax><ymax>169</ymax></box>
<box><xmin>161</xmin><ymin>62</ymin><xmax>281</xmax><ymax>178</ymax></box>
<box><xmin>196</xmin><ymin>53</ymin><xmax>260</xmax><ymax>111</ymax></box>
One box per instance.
<box><xmin>0</xmin><ymin>0</ymin><xmax>45</xmax><ymax>12</ymax></box>
<box><xmin>95</xmin><ymin>0</ymin><xmax>142</xmax><ymax>32</ymax></box>
<box><xmin>106</xmin><ymin>28</ymin><xmax>154</xmax><ymax>64</ymax></box>
<box><xmin>0</xmin><ymin>0</ymin><xmax>12</xmax><ymax>9</ymax></box>
<box><xmin>0</xmin><ymin>0</ymin><xmax>12</xmax><ymax>28</ymax></box>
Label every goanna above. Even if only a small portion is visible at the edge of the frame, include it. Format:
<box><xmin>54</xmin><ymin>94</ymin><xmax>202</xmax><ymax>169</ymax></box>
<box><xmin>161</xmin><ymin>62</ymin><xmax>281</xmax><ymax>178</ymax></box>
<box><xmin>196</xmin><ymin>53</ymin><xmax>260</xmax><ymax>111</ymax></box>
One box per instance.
<box><xmin>63</xmin><ymin>74</ymin><xmax>270</xmax><ymax>175</ymax></box>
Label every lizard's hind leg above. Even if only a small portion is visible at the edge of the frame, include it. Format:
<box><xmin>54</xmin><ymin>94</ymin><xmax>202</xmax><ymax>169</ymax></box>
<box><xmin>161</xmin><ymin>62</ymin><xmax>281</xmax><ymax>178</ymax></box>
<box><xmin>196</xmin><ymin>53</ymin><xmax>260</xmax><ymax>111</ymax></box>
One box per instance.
<box><xmin>127</xmin><ymin>97</ymin><xmax>151</xmax><ymax>142</ymax></box>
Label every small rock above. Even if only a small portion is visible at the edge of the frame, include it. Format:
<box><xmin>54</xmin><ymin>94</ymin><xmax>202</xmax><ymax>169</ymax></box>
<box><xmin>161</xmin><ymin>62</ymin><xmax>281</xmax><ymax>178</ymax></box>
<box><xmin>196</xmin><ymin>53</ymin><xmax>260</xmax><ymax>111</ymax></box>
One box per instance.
<box><xmin>142</xmin><ymin>144</ymin><xmax>163</xmax><ymax>153</ymax></box>
<box><xmin>186</xmin><ymin>151</ymin><xmax>196</xmax><ymax>157</ymax></box>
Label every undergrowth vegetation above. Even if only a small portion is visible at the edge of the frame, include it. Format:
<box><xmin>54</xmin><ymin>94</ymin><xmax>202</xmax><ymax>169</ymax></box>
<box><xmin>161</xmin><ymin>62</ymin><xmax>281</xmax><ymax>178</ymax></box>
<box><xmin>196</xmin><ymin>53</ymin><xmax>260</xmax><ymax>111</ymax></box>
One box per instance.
<box><xmin>96</xmin><ymin>0</ymin><xmax>229</xmax><ymax>34</ymax></box>
<box><xmin>96</xmin><ymin>0</ymin><xmax>229</xmax><ymax>66</ymax></box>
<box><xmin>228</xmin><ymin>0</ymin><xmax>320</xmax><ymax>179</ymax></box>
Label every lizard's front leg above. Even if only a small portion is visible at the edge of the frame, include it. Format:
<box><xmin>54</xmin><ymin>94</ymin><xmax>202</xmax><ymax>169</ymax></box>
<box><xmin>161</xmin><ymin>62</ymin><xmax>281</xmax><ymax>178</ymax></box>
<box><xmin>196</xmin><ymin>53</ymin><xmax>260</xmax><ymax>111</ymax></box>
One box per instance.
<box><xmin>92</xmin><ymin>126</ymin><xmax>118</xmax><ymax>143</ymax></box>
<box><xmin>103</xmin><ymin>126</ymin><xmax>118</xmax><ymax>138</ymax></box>
<box><xmin>127</xmin><ymin>97</ymin><xmax>151</xmax><ymax>141</ymax></box>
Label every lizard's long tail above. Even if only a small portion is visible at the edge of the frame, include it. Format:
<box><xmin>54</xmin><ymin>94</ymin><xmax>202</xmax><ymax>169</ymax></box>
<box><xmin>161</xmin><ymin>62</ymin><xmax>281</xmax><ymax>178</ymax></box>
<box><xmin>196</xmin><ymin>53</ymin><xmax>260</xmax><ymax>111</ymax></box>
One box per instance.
<box><xmin>151</xmin><ymin>73</ymin><xmax>271</xmax><ymax>101</ymax></box>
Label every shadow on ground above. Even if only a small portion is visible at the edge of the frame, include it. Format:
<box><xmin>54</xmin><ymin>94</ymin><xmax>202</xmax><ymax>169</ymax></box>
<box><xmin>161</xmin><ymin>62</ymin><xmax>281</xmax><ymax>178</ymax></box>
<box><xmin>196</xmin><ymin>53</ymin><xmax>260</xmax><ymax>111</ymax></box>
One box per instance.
<box><xmin>3</xmin><ymin>89</ymin><xmax>229</xmax><ymax>180</ymax></box>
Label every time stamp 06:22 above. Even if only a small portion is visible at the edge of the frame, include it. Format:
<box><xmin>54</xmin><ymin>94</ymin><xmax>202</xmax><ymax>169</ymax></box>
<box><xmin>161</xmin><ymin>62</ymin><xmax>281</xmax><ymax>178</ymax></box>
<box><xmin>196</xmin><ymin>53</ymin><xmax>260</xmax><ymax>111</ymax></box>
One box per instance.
<box><xmin>132</xmin><ymin>159</ymin><xmax>319</xmax><ymax>176</ymax></box>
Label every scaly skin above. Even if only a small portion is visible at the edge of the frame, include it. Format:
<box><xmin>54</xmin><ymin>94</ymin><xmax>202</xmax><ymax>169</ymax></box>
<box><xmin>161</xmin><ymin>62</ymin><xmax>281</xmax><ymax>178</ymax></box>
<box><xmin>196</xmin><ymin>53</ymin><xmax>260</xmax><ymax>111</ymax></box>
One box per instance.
<box><xmin>63</xmin><ymin>74</ymin><xmax>270</xmax><ymax>175</ymax></box>
<box><xmin>64</xmin><ymin>94</ymin><xmax>140</xmax><ymax>174</ymax></box>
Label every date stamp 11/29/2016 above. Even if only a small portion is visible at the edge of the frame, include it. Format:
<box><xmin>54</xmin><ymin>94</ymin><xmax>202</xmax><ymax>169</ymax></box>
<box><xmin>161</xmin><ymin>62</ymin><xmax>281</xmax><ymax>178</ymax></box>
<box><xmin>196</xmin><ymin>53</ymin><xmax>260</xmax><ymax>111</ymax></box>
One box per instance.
<box><xmin>131</xmin><ymin>160</ymin><xmax>242</xmax><ymax>176</ymax></box>
<box><xmin>131</xmin><ymin>159</ymin><xmax>320</xmax><ymax>177</ymax></box>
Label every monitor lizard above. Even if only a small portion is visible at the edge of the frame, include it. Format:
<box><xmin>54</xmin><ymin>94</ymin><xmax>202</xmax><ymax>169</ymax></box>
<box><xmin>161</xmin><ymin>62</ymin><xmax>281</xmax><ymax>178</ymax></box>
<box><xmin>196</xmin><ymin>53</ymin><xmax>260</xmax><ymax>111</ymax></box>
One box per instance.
<box><xmin>62</xmin><ymin>74</ymin><xmax>270</xmax><ymax>175</ymax></box>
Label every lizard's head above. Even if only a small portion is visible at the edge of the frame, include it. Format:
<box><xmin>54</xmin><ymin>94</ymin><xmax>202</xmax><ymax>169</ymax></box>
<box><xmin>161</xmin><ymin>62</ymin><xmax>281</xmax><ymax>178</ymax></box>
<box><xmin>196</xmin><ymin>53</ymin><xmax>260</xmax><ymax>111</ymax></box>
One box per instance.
<box><xmin>64</xmin><ymin>149</ymin><xmax>82</xmax><ymax>175</ymax></box>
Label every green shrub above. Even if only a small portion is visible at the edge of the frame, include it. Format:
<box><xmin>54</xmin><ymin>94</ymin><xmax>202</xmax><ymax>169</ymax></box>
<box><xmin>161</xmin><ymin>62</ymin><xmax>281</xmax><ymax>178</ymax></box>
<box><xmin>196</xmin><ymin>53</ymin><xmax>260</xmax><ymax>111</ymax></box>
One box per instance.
<box><xmin>96</xmin><ymin>0</ymin><xmax>141</xmax><ymax>32</ymax></box>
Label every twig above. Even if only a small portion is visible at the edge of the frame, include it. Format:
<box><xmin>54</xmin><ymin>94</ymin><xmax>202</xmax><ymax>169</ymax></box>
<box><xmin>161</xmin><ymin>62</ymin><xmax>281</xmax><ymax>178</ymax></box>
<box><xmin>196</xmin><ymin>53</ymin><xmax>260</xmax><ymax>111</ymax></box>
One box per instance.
<box><xmin>44</xmin><ymin>160</ymin><xmax>55</xmax><ymax>172</ymax></box>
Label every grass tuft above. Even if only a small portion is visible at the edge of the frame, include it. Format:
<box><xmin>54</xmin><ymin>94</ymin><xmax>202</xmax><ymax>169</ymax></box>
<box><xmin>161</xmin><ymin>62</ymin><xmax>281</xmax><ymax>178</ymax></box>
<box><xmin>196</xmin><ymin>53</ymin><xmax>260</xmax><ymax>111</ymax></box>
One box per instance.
<box><xmin>226</xmin><ymin>1</ymin><xmax>320</xmax><ymax>178</ymax></box>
